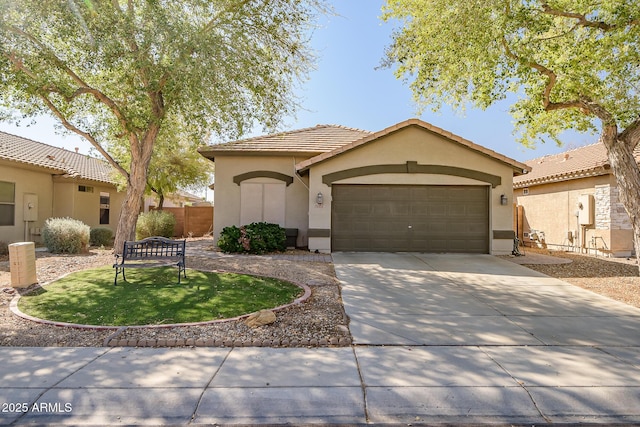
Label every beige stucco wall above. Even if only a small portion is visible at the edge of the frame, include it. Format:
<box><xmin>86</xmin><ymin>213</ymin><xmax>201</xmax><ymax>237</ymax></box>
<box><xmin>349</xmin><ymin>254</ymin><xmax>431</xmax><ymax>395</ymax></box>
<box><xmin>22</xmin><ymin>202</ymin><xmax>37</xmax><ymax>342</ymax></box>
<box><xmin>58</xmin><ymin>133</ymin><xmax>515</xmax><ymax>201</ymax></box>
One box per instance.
<box><xmin>1</xmin><ymin>161</ymin><xmax>126</xmax><ymax>245</ymax></box>
<box><xmin>211</xmin><ymin>155</ymin><xmax>311</xmax><ymax>246</ymax></box>
<box><xmin>514</xmin><ymin>174</ymin><xmax>633</xmax><ymax>256</ymax></box>
<box><xmin>53</xmin><ymin>179</ymin><xmax>125</xmax><ymax>233</ymax></box>
<box><xmin>0</xmin><ymin>161</ymin><xmax>54</xmax><ymax>243</ymax></box>
<box><xmin>306</xmin><ymin>126</ymin><xmax>517</xmax><ymax>254</ymax></box>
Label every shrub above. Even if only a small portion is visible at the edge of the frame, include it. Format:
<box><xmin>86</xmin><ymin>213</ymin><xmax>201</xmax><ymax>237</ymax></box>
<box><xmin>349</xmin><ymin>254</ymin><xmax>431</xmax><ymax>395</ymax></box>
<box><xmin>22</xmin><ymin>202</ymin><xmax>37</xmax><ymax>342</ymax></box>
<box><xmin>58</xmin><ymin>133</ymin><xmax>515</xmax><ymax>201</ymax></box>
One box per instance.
<box><xmin>0</xmin><ymin>241</ymin><xmax>8</xmax><ymax>256</ymax></box>
<box><xmin>217</xmin><ymin>225</ymin><xmax>243</xmax><ymax>253</ymax></box>
<box><xmin>42</xmin><ymin>217</ymin><xmax>90</xmax><ymax>254</ymax></box>
<box><xmin>136</xmin><ymin>210</ymin><xmax>176</xmax><ymax>239</ymax></box>
<box><xmin>217</xmin><ymin>222</ymin><xmax>286</xmax><ymax>254</ymax></box>
<box><xmin>90</xmin><ymin>227</ymin><xmax>114</xmax><ymax>247</ymax></box>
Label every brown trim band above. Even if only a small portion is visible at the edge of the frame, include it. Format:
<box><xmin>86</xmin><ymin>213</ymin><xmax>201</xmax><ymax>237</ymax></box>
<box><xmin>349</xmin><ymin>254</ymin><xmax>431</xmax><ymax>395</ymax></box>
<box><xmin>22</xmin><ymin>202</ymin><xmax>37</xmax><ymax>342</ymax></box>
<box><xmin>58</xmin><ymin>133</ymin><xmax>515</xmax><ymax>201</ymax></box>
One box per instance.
<box><xmin>308</xmin><ymin>228</ymin><xmax>331</xmax><ymax>238</ymax></box>
<box><xmin>233</xmin><ymin>171</ymin><xmax>294</xmax><ymax>186</ymax></box>
<box><xmin>322</xmin><ymin>161</ymin><xmax>502</xmax><ymax>188</ymax></box>
<box><xmin>493</xmin><ymin>230</ymin><xmax>515</xmax><ymax>239</ymax></box>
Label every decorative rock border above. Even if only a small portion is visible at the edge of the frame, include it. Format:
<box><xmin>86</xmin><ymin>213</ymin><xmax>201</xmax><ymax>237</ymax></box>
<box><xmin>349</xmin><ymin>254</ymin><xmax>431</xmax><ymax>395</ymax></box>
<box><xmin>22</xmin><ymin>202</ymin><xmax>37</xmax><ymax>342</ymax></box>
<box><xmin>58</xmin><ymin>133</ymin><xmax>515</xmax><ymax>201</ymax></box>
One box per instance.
<box><xmin>104</xmin><ymin>334</ymin><xmax>352</xmax><ymax>348</ymax></box>
<box><xmin>10</xmin><ymin>274</ymin><xmax>328</xmax><ymax>348</ymax></box>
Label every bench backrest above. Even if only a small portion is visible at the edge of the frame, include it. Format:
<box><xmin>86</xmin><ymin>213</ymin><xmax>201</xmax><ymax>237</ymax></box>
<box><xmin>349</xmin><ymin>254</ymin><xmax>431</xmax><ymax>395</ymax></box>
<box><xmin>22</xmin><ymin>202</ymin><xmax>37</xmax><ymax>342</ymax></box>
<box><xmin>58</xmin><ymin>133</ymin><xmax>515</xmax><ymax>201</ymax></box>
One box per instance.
<box><xmin>122</xmin><ymin>237</ymin><xmax>185</xmax><ymax>260</ymax></box>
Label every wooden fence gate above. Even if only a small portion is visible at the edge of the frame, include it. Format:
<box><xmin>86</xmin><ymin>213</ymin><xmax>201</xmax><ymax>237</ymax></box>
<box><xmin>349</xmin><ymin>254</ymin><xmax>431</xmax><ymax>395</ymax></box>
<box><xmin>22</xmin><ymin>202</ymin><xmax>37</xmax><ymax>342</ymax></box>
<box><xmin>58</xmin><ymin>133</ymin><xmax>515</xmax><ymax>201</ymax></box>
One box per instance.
<box><xmin>160</xmin><ymin>206</ymin><xmax>214</xmax><ymax>237</ymax></box>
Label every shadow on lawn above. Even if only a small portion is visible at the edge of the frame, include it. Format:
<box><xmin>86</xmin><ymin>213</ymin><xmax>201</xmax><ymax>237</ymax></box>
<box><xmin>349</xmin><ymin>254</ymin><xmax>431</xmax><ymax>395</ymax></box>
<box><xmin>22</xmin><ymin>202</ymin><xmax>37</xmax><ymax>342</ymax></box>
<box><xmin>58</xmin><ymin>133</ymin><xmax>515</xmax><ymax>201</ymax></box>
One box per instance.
<box><xmin>16</xmin><ymin>266</ymin><xmax>303</xmax><ymax>327</ymax></box>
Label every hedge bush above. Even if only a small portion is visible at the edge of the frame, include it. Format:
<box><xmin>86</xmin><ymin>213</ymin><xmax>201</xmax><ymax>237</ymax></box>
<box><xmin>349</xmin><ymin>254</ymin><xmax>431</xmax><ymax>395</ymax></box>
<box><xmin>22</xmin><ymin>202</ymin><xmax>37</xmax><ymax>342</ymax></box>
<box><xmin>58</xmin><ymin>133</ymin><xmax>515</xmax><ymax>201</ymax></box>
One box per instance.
<box><xmin>0</xmin><ymin>241</ymin><xmax>8</xmax><ymax>256</ymax></box>
<box><xmin>90</xmin><ymin>227</ymin><xmax>114</xmax><ymax>247</ymax></box>
<box><xmin>43</xmin><ymin>217</ymin><xmax>90</xmax><ymax>254</ymax></box>
<box><xmin>136</xmin><ymin>210</ymin><xmax>176</xmax><ymax>240</ymax></box>
<box><xmin>217</xmin><ymin>222</ymin><xmax>286</xmax><ymax>254</ymax></box>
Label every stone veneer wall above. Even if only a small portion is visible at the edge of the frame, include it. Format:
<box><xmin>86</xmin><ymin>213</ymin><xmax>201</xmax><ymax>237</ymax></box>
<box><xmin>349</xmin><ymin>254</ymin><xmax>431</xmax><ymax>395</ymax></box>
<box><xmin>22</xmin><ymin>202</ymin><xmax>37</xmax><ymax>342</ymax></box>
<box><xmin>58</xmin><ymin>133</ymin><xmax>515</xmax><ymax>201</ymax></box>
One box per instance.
<box><xmin>595</xmin><ymin>184</ymin><xmax>631</xmax><ymax>230</ymax></box>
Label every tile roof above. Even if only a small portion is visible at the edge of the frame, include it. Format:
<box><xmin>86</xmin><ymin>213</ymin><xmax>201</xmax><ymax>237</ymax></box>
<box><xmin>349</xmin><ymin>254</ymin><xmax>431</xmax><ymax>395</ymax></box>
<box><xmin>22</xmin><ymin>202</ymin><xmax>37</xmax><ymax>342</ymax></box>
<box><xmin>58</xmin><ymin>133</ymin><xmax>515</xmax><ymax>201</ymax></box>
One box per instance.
<box><xmin>296</xmin><ymin>118</ymin><xmax>530</xmax><ymax>174</ymax></box>
<box><xmin>198</xmin><ymin>125</ymin><xmax>373</xmax><ymax>158</ymax></box>
<box><xmin>0</xmin><ymin>131</ymin><xmax>115</xmax><ymax>184</ymax></box>
<box><xmin>513</xmin><ymin>142</ymin><xmax>623</xmax><ymax>188</ymax></box>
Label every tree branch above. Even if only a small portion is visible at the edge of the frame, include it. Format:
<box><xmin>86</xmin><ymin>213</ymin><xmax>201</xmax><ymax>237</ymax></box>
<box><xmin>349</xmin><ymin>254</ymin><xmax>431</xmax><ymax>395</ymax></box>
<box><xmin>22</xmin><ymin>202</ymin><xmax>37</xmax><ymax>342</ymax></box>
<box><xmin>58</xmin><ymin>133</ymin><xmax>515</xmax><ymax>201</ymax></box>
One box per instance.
<box><xmin>3</xmin><ymin>23</ymin><xmax>138</xmax><ymax>137</ymax></box>
<box><xmin>39</xmin><ymin>94</ymin><xmax>130</xmax><ymax>179</ymax></box>
<box><xmin>619</xmin><ymin>117</ymin><xmax>640</xmax><ymax>150</ymax></box>
<box><xmin>201</xmin><ymin>0</ymin><xmax>253</xmax><ymax>34</ymax></box>
<box><xmin>501</xmin><ymin>37</ymin><xmax>617</xmax><ymax>127</ymax></box>
<box><xmin>540</xmin><ymin>2</ymin><xmax>613</xmax><ymax>30</ymax></box>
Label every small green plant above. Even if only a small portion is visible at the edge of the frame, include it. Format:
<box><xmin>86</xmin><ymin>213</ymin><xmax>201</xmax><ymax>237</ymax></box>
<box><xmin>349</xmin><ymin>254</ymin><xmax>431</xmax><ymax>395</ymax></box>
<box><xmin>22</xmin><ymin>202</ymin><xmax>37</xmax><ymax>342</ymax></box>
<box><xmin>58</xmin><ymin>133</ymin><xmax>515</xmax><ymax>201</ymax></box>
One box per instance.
<box><xmin>42</xmin><ymin>217</ymin><xmax>90</xmax><ymax>254</ymax></box>
<box><xmin>217</xmin><ymin>222</ymin><xmax>286</xmax><ymax>254</ymax></box>
<box><xmin>90</xmin><ymin>227</ymin><xmax>114</xmax><ymax>247</ymax></box>
<box><xmin>136</xmin><ymin>210</ymin><xmax>176</xmax><ymax>239</ymax></box>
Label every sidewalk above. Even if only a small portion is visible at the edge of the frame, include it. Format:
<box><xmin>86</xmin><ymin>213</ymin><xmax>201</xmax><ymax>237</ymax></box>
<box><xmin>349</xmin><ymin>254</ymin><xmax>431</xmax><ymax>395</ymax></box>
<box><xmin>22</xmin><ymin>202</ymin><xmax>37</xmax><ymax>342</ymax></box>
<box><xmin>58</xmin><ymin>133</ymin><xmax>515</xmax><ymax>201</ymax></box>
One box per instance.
<box><xmin>2</xmin><ymin>344</ymin><xmax>640</xmax><ymax>425</ymax></box>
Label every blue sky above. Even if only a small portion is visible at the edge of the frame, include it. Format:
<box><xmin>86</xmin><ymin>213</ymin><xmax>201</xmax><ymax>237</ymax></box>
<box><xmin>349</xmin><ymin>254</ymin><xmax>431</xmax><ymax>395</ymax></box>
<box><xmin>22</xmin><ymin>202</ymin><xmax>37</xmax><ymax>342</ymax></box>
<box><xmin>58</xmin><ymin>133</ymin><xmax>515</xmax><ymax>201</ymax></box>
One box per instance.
<box><xmin>0</xmin><ymin>1</ymin><xmax>597</xmax><ymax>162</ymax></box>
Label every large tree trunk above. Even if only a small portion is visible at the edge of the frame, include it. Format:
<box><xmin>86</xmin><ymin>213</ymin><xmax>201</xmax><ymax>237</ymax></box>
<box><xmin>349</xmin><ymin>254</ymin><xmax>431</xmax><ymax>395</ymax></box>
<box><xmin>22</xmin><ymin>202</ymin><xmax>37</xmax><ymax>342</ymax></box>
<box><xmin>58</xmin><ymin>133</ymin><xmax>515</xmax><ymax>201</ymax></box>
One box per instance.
<box><xmin>113</xmin><ymin>160</ymin><xmax>149</xmax><ymax>254</ymax></box>
<box><xmin>600</xmin><ymin>129</ymin><xmax>640</xmax><ymax>268</ymax></box>
<box><xmin>113</xmin><ymin>130</ymin><xmax>158</xmax><ymax>254</ymax></box>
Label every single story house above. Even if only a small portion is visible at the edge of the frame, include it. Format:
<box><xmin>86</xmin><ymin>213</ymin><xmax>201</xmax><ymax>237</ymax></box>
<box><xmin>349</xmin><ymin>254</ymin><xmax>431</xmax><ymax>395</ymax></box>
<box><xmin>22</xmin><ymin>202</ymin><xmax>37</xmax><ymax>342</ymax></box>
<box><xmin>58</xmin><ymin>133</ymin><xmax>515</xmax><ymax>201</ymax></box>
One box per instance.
<box><xmin>513</xmin><ymin>142</ymin><xmax>637</xmax><ymax>257</ymax></box>
<box><xmin>143</xmin><ymin>189</ymin><xmax>210</xmax><ymax>212</ymax></box>
<box><xmin>0</xmin><ymin>131</ymin><xmax>126</xmax><ymax>244</ymax></box>
<box><xmin>199</xmin><ymin>118</ymin><xmax>529</xmax><ymax>254</ymax></box>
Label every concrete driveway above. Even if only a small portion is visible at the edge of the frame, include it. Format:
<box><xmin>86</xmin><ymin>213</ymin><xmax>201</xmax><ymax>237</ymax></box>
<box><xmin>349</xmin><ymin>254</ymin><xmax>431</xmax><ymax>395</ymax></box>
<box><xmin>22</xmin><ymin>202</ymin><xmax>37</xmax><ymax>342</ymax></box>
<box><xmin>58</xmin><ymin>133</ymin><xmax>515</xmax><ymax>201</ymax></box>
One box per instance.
<box><xmin>333</xmin><ymin>252</ymin><xmax>640</xmax><ymax>423</ymax></box>
<box><xmin>334</xmin><ymin>252</ymin><xmax>640</xmax><ymax>346</ymax></box>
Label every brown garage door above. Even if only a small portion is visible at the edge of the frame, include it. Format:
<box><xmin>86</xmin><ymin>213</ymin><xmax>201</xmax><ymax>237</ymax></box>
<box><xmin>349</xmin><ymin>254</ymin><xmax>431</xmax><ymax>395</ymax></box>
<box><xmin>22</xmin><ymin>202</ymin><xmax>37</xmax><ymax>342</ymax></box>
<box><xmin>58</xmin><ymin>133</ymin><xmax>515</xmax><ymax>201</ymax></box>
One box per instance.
<box><xmin>331</xmin><ymin>184</ymin><xmax>489</xmax><ymax>253</ymax></box>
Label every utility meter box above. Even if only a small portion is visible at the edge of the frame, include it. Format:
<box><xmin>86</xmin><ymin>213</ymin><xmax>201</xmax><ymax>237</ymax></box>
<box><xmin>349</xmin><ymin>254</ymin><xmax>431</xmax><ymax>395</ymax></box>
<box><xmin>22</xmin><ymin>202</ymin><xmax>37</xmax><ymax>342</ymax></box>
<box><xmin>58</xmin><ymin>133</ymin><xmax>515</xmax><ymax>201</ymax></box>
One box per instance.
<box><xmin>578</xmin><ymin>194</ymin><xmax>594</xmax><ymax>225</ymax></box>
<box><xmin>9</xmin><ymin>242</ymin><xmax>37</xmax><ymax>288</ymax></box>
<box><xmin>23</xmin><ymin>194</ymin><xmax>38</xmax><ymax>222</ymax></box>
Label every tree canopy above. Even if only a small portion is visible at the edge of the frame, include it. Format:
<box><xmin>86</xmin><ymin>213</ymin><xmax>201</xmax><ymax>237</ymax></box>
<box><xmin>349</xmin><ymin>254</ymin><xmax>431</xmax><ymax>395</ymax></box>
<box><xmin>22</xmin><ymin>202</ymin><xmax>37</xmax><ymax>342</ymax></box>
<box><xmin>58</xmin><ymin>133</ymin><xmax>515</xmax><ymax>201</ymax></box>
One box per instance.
<box><xmin>382</xmin><ymin>0</ymin><xmax>640</xmax><ymax>147</ymax></box>
<box><xmin>0</xmin><ymin>0</ymin><xmax>326</xmax><ymax>251</ymax></box>
<box><xmin>382</xmin><ymin>0</ymin><xmax>640</xmax><ymax>264</ymax></box>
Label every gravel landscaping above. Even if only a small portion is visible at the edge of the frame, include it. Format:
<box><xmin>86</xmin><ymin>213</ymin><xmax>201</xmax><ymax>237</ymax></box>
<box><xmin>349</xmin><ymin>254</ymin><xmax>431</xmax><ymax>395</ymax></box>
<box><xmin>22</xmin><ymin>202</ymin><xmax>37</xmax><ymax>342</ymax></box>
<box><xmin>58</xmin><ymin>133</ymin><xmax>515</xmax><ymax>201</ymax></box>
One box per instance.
<box><xmin>503</xmin><ymin>246</ymin><xmax>640</xmax><ymax>308</ymax></box>
<box><xmin>0</xmin><ymin>240</ymin><xmax>349</xmax><ymax>347</ymax></box>
<box><xmin>1</xmin><ymin>241</ymin><xmax>639</xmax><ymax>347</ymax></box>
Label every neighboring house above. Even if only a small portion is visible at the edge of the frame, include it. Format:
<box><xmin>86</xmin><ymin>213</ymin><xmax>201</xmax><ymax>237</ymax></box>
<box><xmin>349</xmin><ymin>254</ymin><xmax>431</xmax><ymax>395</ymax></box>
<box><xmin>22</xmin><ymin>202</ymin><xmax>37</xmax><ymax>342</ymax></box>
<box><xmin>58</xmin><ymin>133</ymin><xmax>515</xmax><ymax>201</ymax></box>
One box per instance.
<box><xmin>513</xmin><ymin>142</ymin><xmax>636</xmax><ymax>257</ymax></box>
<box><xmin>143</xmin><ymin>189</ymin><xmax>209</xmax><ymax>212</ymax></box>
<box><xmin>0</xmin><ymin>131</ymin><xmax>126</xmax><ymax>244</ymax></box>
<box><xmin>199</xmin><ymin>118</ymin><xmax>529</xmax><ymax>254</ymax></box>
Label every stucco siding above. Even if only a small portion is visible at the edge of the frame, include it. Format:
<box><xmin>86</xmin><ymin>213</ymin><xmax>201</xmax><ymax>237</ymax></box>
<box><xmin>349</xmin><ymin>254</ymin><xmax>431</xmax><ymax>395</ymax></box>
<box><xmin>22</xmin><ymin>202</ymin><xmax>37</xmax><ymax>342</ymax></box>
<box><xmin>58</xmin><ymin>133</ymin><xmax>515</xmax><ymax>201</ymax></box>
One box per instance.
<box><xmin>212</xmin><ymin>155</ymin><xmax>312</xmax><ymax>246</ymax></box>
<box><xmin>51</xmin><ymin>180</ymin><xmax>124</xmax><ymax>233</ymax></box>
<box><xmin>514</xmin><ymin>175</ymin><xmax>632</xmax><ymax>256</ymax></box>
<box><xmin>306</xmin><ymin>126</ymin><xmax>516</xmax><ymax>254</ymax></box>
<box><xmin>0</xmin><ymin>162</ymin><xmax>54</xmax><ymax>243</ymax></box>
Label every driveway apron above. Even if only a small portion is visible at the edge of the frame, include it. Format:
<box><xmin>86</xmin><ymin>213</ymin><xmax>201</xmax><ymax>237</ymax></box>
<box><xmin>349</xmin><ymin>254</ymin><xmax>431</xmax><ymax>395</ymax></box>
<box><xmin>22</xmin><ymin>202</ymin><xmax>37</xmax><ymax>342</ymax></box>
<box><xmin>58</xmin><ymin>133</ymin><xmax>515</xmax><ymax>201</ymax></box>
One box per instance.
<box><xmin>334</xmin><ymin>252</ymin><xmax>640</xmax><ymax>423</ymax></box>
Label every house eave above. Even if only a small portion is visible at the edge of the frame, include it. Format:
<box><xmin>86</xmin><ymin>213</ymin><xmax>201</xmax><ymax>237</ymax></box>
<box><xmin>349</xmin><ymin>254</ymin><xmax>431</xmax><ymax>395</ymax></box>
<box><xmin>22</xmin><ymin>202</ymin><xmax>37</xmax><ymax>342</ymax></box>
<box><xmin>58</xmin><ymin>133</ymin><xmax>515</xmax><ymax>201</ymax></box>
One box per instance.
<box><xmin>198</xmin><ymin>148</ymin><xmax>322</xmax><ymax>161</ymax></box>
<box><xmin>296</xmin><ymin>119</ymin><xmax>531</xmax><ymax>175</ymax></box>
<box><xmin>513</xmin><ymin>167</ymin><xmax>610</xmax><ymax>189</ymax></box>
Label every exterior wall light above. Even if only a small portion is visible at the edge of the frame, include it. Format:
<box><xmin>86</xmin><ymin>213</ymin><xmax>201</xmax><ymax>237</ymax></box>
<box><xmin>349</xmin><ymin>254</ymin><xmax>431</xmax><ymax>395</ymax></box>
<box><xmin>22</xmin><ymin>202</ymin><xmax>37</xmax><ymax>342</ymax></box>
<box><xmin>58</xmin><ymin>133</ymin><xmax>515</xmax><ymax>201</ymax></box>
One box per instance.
<box><xmin>500</xmin><ymin>194</ymin><xmax>508</xmax><ymax>205</ymax></box>
<box><xmin>316</xmin><ymin>192</ymin><xmax>324</xmax><ymax>205</ymax></box>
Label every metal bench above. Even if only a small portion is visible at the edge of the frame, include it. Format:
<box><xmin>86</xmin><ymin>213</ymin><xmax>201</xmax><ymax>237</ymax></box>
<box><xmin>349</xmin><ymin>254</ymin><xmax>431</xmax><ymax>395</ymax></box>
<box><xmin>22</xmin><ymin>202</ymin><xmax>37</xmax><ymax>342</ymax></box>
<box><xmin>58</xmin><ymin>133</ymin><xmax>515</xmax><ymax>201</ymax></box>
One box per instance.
<box><xmin>113</xmin><ymin>236</ymin><xmax>186</xmax><ymax>285</ymax></box>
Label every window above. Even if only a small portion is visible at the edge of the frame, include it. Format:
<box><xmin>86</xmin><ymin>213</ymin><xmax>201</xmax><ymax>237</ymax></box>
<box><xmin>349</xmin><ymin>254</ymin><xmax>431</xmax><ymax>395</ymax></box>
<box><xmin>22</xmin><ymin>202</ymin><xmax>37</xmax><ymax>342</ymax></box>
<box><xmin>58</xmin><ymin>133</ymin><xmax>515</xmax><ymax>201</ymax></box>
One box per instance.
<box><xmin>0</xmin><ymin>181</ymin><xmax>15</xmax><ymax>226</ymax></box>
<box><xmin>79</xmin><ymin>185</ymin><xmax>94</xmax><ymax>193</ymax></box>
<box><xmin>523</xmin><ymin>188</ymin><xmax>529</xmax><ymax>195</ymax></box>
<box><xmin>100</xmin><ymin>192</ymin><xmax>110</xmax><ymax>225</ymax></box>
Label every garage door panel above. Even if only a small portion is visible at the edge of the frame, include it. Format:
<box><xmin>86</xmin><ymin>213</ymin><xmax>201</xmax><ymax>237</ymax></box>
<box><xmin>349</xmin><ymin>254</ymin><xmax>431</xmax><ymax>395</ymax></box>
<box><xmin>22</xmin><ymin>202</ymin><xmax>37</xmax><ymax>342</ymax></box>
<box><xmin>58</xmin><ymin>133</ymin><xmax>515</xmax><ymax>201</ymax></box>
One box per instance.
<box><xmin>332</xmin><ymin>184</ymin><xmax>489</xmax><ymax>253</ymax></box>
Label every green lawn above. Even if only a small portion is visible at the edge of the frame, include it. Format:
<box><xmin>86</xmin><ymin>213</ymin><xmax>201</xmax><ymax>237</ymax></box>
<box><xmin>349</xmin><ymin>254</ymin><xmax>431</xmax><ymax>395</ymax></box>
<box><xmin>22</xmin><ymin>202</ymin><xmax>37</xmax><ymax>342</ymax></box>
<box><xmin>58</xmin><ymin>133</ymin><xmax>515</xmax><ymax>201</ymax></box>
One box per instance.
<box><xmin>18</xmin><ymin>266</ymin><xmax>302</xmax><ymax>326</ymax></box>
